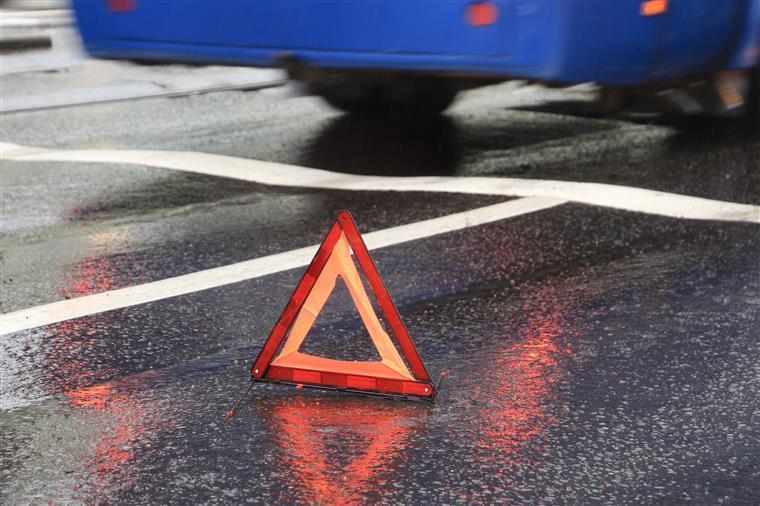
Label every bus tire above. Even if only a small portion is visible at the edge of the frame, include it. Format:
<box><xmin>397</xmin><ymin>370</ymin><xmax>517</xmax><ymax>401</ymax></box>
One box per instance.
<box><xmin>747</xmin><ymin>65</ymin><xmax>760</xmax><ymax>129</ymax></box>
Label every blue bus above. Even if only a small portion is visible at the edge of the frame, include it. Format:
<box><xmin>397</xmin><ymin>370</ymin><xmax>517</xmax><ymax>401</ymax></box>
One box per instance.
<box><xmin>73</xmin><ymin>0</ymin><xmax>759</xmax><ymax>117</ymax></box>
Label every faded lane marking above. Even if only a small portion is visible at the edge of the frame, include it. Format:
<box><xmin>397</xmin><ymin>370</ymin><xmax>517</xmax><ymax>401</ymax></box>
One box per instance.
<box><xmin>1</xmin><ymin>142</ymin><xmax>758</xmax><ymax>223</ymax></box>
<box><xmin>0</xmin><ymin>198</ymin><xmax>564</xmax><ymax>335</ymax></box>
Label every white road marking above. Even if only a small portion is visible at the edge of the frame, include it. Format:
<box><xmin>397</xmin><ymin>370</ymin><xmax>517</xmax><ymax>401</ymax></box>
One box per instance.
<box><xmin>2</xmin><ymin>142</ymin><xmax>758</xmax><ymax>223</ymax></box>
<box><xmin>0</xmin><ymin>197</ymin><xmax>564</xmax><ymax>336</ymax></box>
<box><xmin>0</xmin><ymin>9</ymin><xmax>72</xmax><ymax>29</ymax></box>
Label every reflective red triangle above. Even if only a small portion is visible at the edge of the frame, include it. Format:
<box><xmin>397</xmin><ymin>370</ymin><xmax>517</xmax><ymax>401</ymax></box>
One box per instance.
<box><xmin>250</xmin><ymin>211</ymin><xmax>435</xmax><ymax>399</ymax></box>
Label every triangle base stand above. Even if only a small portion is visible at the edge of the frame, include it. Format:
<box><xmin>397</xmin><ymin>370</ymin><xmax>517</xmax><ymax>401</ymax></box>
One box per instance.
<box><xmin>264</xmin><ymin>366</ymin><xmax>434</xmax><ymax>399</ymax></box>
<box><xmin>259</xmin><ymin>377</ymin><xmax>437</xmax><ymax>402</ymax></box>
<box><xmin>225</xmin><ymin>369</ymin><xmax>447</xmax><ymax>420</ymax></box>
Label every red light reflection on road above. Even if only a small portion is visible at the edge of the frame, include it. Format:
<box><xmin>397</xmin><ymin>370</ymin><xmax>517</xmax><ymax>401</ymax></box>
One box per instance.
<box><xmin>477</xmin><ymin>313</ymin><xmax>563</xmax><ymax>453</ymax></box>
<box><xmin>66</xmin><ymin>383</ymin><xmax>113</xmax><ymax>411</ymax></box>
<box><xmin>42</xmin><ymin>319</ymin><xmax>109</xmax><ymax>394</ymax></box>
<box><xmin>258</xmin><ymin>398</ymin><xmax>424</xmax><ymax>504</ymax></box>
<box><xmin>44</xmin><ymin>230</ymin><xmax>131</xmax><ymax>393</ymax></box>
<box><xmin>65</xmin><ymin>372</ymin><xmax>167</xmax><ymax>499</ymax></box>
<box><xmin>35</xmin><ymin>229</ymin><xmax>163</xmax><ymax>500</ymax></box>
<box><xmin>58</xmin><ymin>229</ymin><xmax>136</xmax><ymax>300</ymax></box>
<box><xmin>59</xmin><ymin>256</ymin><xmax>116</xmax><ymax>299</ymax></box>
<box><xmin>67</xmin><ymin>384</ymin><xmax>138</xmax><ymax>476</ymax></box>
<box><xmin>474</xmin><ymin>276</ymin><xmax>594</xmax><ymax>462</ymax></box>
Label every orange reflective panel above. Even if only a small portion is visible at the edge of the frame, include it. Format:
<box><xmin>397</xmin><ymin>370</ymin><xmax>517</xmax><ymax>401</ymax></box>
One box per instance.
<box><xmin>250</xmin><ymin>211</ymin><xmax>435</xmax><ymax>398</ymax></box>
<box><xmin>640</xmin><ymin>0</ymin><xmax>668</xmax><ymax>16</ymax></box>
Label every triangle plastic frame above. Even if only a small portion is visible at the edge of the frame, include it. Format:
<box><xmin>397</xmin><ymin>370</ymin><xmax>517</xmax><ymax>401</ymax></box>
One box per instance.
<box><xmin>250</xmin><ymin>211</ymin><xmax>435</xmax><ymax>400</ymax></box>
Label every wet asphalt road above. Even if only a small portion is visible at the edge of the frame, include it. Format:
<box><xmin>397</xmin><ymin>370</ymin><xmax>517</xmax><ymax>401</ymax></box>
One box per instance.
<box><xmin>2</xmin><ymin>30</ymin><xmax>760</xmax><ymax>505</ymax></box>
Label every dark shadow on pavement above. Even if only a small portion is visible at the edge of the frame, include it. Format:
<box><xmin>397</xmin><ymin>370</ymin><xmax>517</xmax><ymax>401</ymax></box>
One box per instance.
<box><xmin>301</xmin><ymin>113</ymin><xmax>462</xmax><ymax>176</ymax></box>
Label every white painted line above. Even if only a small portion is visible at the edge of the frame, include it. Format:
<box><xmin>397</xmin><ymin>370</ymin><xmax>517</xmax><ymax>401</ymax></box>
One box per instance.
<box><xmin>1</xmin><ymin>9</ymin><xmax>71</xmax><ymax>18</ymax></box>
<box><xmin>0</xmin><ymin>197</ymin><xmax>564</xmax><ymax>336</ymax></box>
<box><xmin>1</xmin><ymin>142</ymin><xmax>758</xmax><ymax>223</ymax></box>
<box><xmin>0</xmin><ymin>10</ymin><xmax>72</xmax><ymax>29</ymax></box>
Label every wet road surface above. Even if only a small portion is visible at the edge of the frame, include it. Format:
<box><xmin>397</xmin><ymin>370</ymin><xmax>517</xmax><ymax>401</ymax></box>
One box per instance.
<box><xmin>1</xmin><ymin>28</ymin><xmax>760</xmax><ymax>505</ymax></box>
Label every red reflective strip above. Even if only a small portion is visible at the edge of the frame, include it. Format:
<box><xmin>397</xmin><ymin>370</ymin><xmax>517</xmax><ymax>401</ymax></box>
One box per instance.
<box><xmin>346</xmin><ymin>375</ymin><xmax>376</xmax><ymax>391</ymax></box>
<box><xmin>266</xmin><ymin>366</ymin><xmax>293</xmax><ymax>382</ymax></box>
<box><xmin>403</xmin><ymin>381</ymin><xmax>433</xmax><ymax>396</ymax></box>
<box><xmin>292</xmin><ymin>369</ymin><xmax>321</xmax><ymax>384</ymax></box>
<box><xmin>321</xmin><ymin>372</ymin><xmax>348</xmax><ymax>388</ymax></box>
<box><xmin>265</xmin><ymin>366</ymin><xmax>434</xmax><ymax>397</ymax></box>
<box><xmin>376</xmin><ymin>378</ymin><xmax>403</xmax><ymax>393</ymax></box>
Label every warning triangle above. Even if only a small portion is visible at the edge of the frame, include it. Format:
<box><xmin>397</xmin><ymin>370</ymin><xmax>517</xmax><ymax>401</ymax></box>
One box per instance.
<box><xmin>251</xmin><ymin>211</ymin><xmax>435</xmax><ymax>399</ymax></box>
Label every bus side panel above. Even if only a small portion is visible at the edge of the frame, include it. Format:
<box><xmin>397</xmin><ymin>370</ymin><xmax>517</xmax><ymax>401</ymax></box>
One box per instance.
<box><xmin>727</xmin><ymin>0</ymin><xmax>760</xmax><ymax>69</ymax></box>
<box><xmin>512</xmin><ymin>0</ymin><xmax>664</xmax><ymax>84</ymax></box>
<box><xmin>76</xmin><ymin>0</ymin><xmax>511</xmax><ymax>56</ymax></box>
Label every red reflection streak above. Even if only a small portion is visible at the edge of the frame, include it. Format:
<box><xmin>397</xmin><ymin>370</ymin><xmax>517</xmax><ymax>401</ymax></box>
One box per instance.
<box><xmin>259</xmin><ymin>399</ymin><xmax>422</xmax><ymax>505</ymax></box>
<box><xmin>66</xmin><ymin>384</ymin><xmax>113</xmax><ymax>411</ymax></box>
<box><xmin>46</xmin><ymin>243</ymin><xmax>121</xmax><ymax>392</ymax></box>
<box><xmin>59</xmin><ymin>256</ymin><xmax>115</xmax><ymax>300</ymax></box>
<box><xmin>31</xmin><ymin>230</ymin><xmax>163</xmax><ymax>501</ymax></box>
<box><xmin>478</xmin><ymin>316</ymin><xmax>562</xmax><ymax>453</ymax></box>
<box><xmin>65</xmin><ymin>373</ymin><xmax>168</xmax><ymax>499</ymax></box>
<box><xmin>44</xmin><ymin>319</ymin><xmax>105</xmax><ymax>393</ymax></box>
<box><xmin>476</xmin><ymin>277</ymin><xmax>596</xmax><ymax>461</ymax></box>
<box><xmin>48</xmin><ymin>236</ymin><xmax>141</xmax><ymax>487</ymax></box>
<box><xmin>58</xmin><ymin>228</ymin><xmax>137</xmax><ymax>300</ymax></box>
<box><xmin>66</xmin><ymin>384</ymin><xmax>140</xmax><ymax>478</ymax></box>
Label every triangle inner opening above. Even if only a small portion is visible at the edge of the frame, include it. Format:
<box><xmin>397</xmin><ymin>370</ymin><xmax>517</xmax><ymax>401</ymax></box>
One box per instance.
<box><xmin>298</xmin><ymin>275</ymin><xmax>382</xmax><ymax>362</ymax></box>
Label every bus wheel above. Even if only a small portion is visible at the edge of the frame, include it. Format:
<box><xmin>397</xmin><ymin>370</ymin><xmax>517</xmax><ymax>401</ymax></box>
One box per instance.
<box><xmin>318</xmin><ymin>83</ymin><xmax>457</xmax><ymax>115</ymax></box>
<box><xmin>747</xmin><ymin>65</ymin><xmax>760</xmax><ymax>129</ymax></box>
